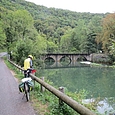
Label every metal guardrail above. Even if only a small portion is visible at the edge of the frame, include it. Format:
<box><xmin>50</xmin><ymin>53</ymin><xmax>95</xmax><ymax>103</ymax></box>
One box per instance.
<box><xmin>8</xmin><ymin>59</ymin><xmax>96</xmax><ymax>115</ymax></box>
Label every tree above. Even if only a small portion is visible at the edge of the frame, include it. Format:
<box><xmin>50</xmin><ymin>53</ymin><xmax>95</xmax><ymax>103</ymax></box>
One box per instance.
<box><xmin>1</xmin><ymin>9</ymin><xmax>47</xmax><ymax>66</ymax></box>
<box><xmin>85</xmin><ymin>16</ymin><xmax>103</xmax><ymax>53</ymax></box>
<box><xmin>3</xmin><ymin>10</ymin><xmax>37</xmax><ymax>53</ymax></box>
<box><xmin>0</xmin><ymin>15</ymin><xmax>6</xmax><ymax>50</ymax></box>
<box><xmin>60</xmin><ymin>29</ymin><xmax>73</xmax><ymax>53</ymax></box>
<box><xmin>70</xmin><ymin>19</ymin><xmax>87</xmax><ymax>53</ymax></box>
<box><xmin>12</xmin><ymin>34</ymin><xmax>47</xmax><ymax>66</ymax></box>
<box><xmin>11</xmin><ymin>10</ymin><xmax>34</xmax><ymax>40</ymax></box>
<box><xmin>96</xmin><ymin>13</ymin><xmax>115</xmax><ymax>54</ymax></box>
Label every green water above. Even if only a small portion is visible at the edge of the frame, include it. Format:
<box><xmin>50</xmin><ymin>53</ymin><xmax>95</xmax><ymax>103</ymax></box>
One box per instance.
<box><xmin>40</xmin><ymin>66</ymin><xmax>115</xmax><ymax>114</ymax></box>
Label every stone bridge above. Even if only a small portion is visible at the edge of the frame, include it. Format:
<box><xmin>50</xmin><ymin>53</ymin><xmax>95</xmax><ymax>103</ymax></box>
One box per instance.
<box><xmin>42</xmin><ymin>53</ymin><xmax>92</xmax><ymax>68</ymax></box>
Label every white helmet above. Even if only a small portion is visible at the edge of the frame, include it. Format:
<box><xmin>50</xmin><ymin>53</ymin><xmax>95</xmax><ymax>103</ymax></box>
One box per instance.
<box><xmin>28</xmin><ymin>55</ymin><xmax>33</xmax><ymax>59</ymax></box>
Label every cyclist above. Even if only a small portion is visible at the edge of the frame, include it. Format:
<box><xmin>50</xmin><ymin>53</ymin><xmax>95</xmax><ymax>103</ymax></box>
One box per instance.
<box><xmin>24</xmin><ymin>55</ymin><xmax>33</xmax><ymax>78</ymax></box>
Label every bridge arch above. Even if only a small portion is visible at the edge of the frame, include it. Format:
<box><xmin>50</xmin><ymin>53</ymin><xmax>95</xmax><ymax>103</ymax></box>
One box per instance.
<box><xmin>42</xmin><ymin>54</ymin><xmax>92</xmax><ymax>68</ymax></box>
<box><xmin>43</xmin><ymin>54</ymin><xmax>91</xmax><ymax>62</ymax></box>
<box><xmin>44</xmin><ymin>57</ymin><xmax>55</xmax><ymax>66</ymax></box>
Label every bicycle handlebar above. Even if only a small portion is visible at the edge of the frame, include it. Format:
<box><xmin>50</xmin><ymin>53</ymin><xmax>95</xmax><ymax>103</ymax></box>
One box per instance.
<box><xmin>31</xmin><ymin>69</ymin><xmax>36</xmax><ymax>74</ymax></box>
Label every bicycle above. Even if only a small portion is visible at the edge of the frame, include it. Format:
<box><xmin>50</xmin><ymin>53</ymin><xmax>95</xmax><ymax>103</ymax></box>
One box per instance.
<box><xmin>21</xmin><ymin>77</ymin><xmax>32</xmax><ymax>101</ymax></box>
<box><xmin>19</xmin><ymin>69</ymin><xmax>36</xmax><ymax>101</ymax></box>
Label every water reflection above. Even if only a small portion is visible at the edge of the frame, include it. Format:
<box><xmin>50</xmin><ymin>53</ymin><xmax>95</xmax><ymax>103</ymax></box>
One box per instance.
<box><xmin>97</xmin><ymin>98</ymin><xmax>115</xmax><ymax>114</ymax></box>
<box><xmin>40</xmin><ymin>66</ymin><xmax>115</xmax><ymax>114</ymax></box>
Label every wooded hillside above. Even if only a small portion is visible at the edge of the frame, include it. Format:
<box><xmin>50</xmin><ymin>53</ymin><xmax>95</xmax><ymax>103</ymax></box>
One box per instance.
<box><xmin>1</xmin><ymin>0</ymin><xmax>115</xmax><ymax>66</ymax></box>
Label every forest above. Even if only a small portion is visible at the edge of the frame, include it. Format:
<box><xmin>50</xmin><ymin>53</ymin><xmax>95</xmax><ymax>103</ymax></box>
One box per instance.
<box><xmin>1</xmin><ymin>0</ymin><xmax>115</xmax><ymax>67</ymax></box>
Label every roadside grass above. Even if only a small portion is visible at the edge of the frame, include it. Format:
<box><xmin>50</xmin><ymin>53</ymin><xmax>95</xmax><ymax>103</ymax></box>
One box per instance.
<box><xmin>4</xmin><ymin>59</ymin><xmax>99</xmax><ymax>115</ymax></box>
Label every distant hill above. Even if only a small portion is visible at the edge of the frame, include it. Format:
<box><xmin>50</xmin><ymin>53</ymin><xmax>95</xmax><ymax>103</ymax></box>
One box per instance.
<box><xmin>0</xmin><ymin>0</ymin><xmax>106</xmax><ymax>54</ymax></box>
<box><xmin>0</xmin><ymin>0</ymin><xmax>105</xmax><ymax>24</ymax></box>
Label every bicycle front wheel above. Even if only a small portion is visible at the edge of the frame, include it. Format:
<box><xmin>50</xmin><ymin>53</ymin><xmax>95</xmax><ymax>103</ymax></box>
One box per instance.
<box><xmin>24</xmin><ymin>82</ymin><xmax>30</xmax><ymax>101</ymax></box>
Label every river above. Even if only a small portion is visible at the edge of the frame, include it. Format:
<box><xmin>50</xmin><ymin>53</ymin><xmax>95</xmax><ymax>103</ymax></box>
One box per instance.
<box><xmin>40</xmin><ymin>63</ymin><xmax>115</xmax><ymax>114</ymax></box>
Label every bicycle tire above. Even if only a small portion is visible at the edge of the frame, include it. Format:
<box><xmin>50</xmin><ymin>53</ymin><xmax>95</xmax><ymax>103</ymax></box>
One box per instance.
<box><xmin>24</xmin><ymin>82</ymin><xmax>30</xmax><ymax>101</ymax></box>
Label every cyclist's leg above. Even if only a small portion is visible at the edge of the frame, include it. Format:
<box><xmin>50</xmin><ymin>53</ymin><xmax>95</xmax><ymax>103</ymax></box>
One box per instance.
<box><xmin>24</xmin><ymin>70</ymin><xmax>27</xmax><ymax>78</ymax></box>
<box><xmin>27</xmin><ymin>69</ymin><xmax>32</xmax><ymax>77</ymax></box>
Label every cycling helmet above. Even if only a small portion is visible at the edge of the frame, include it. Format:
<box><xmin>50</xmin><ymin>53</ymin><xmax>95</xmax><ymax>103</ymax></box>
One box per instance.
<box><xmin>28</xmin><ymin>55</ymin><xmax>33</xmax><ymax>59</ymax></box>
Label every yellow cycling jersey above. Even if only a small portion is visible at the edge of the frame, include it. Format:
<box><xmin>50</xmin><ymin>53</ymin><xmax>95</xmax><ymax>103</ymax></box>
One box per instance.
<box><xmin>24</xmin><ymin>58</ymin><xmax>31</xmax><ymax>70</ymax></box>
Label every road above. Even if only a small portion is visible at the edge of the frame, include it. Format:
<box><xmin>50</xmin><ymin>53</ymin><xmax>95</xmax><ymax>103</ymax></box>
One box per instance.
<box><xmin>0</xmin><ymin>54</ymin><xmax>38</xmax><ymax>115</ymax></box>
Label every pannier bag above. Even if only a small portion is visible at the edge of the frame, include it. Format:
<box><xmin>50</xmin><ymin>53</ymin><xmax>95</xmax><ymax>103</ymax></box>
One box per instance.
<box><xmin>19</xmin><ymin>81</ymin><xmax>34</xmax><ymax>92</ymax></box>
<box><xmin>28</xmin><ymin>81</ymin><xmax>34</xmax><ymax>91</ymax></box>
<box><xmin>19</xmin><ymin>82</ymin><xmax>24</xmax><ymax>92</ymax></box>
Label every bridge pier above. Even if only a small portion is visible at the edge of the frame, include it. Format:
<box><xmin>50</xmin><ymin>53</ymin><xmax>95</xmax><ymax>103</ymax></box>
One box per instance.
<box><xmin>43</xmin><ymin>53</ymin><xmax>91</xmax><ymax>67</ymax></box>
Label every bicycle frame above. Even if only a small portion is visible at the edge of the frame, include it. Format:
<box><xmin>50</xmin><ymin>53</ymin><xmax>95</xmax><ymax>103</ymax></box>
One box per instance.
<box><xmin>24</xmin><ymin>81</ymin><xmax>29</xmax><ymax>101</ymax></box>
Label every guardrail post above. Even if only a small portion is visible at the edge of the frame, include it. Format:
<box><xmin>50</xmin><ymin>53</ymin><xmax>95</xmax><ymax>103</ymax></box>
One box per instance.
<box><xmin>32</xmin><ymin>77</ymin><xmax>36</xmax><ymax>86</ymax></box>
<box><xmin>59</xmin><ymin>87</ymin><xmax>64</xmax><ymax>106</ymax></box>
<box><xmin>40</xmin><ymin>77</ymin><xmax>45</xmax><ymax>92</ymax></box>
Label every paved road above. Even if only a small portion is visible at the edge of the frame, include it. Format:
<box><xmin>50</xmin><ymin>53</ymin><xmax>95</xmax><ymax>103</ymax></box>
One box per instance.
<box><xmin>0</xmin><ymin>57</ymin><xmax>38</xmax><ymax>115</ymax></box>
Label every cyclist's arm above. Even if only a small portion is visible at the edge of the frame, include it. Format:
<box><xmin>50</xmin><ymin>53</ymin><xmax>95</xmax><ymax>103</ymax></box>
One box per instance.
<box><xmin>30</xmin><ymin>59</ymin><xmax>33</xmax><ymax>68</ymax></box>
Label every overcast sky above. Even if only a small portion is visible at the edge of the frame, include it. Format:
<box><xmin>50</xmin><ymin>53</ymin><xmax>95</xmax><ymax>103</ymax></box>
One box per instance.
<box><xmin>25</xmin><ymin>0</ymin><xmax>115</xmax><ymax>13</ymax></box>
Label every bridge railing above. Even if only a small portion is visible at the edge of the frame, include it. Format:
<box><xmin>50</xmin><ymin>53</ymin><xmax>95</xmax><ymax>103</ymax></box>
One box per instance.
<box><xmin>8</xmin><ymin>59</ymin><xmax>96</xmax><ymax>115</ymax></box>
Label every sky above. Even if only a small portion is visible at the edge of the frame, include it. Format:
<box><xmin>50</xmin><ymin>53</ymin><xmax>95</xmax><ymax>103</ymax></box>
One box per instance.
<box><xmin>25</xmin><ymin>0</ymin><xmax>115</xmax><ymax>13</ymax></box>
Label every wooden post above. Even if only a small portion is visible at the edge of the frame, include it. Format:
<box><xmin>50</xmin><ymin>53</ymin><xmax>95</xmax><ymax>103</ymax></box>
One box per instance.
<box><xmin>31</xmin><ymin>73</ymin><xmax>36</xmax><ymax>86</ymax></box>
<box><xmin>59</xmin><ymin>87</ymin><xmax>64</xmax><ymax>106</ymax></box>
<box><xmin>40</xmin><ymin>77</ymin><xmax>45</xmax><ymax>92</ymax></box>
<box><xmin>32</xmin><ymin>78</ymin><xmax>35</xmax><ymax>86</ymax></box>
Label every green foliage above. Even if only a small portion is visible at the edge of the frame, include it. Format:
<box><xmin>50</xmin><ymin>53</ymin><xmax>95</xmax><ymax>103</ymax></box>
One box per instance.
<box><xmin>96</xmin><ymin>13</ymin><xmax>115</xmax><ymax>54</ymax></box>
<box><xmin>49</xmin><ymin>104</ymin><xmax>78</xmax><ymax>115</ymax></box>
<box><xmin>1</xmin><ymin>9</ymin><xmax>37</xmax><ymax>54</ymax></box>
<box><xmin>0</xmin><ymin>21</ymin><xmax>6</xmax><ymax>49</ymax></box>
<box><xmin>1</xmin><ymin>7</ymin><xmax>47</xmax><ymax>67</ymax></box>
<box><xmin>85</xmin><ymin>33</ymin><xmax>98</xmax><ymax>53</ymax></box>
<box><xmin>70</xmin><ymin>19</ymin><xmax>88</xmax><ymax>52</ymax></box>
<box><xmin>12</xmin><ymin>10</ymin><xmax>34</xmax><ymax>39</ymax></box>
<box><xmin>11</xmin><ymin>39</ymin><xmax>33</xmax><ymax>66</ymax></box>
<box><xmin>47</xmin><ymin>41</ymin><xmax>58</xmax><ymax>53</ymax></box>
<box><xmin>0</xmin><ymin>0</ymin><xmax>105</xmax><ymax>54</ymax></box>
<box><xmin>4</xmin><ymin>9</ymin><xmax>35</xmax><ymax>40</ymax></box>
<box><xmin>60</xmin><ymin>29</ymin><xmax>73</xmax><ymax>53</ymax></box>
